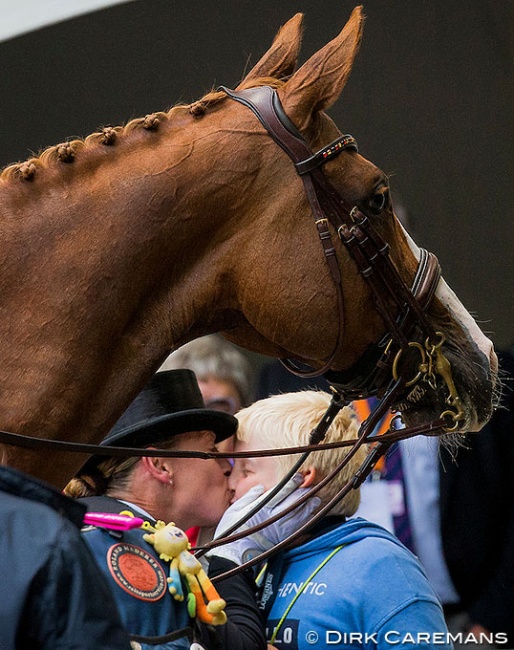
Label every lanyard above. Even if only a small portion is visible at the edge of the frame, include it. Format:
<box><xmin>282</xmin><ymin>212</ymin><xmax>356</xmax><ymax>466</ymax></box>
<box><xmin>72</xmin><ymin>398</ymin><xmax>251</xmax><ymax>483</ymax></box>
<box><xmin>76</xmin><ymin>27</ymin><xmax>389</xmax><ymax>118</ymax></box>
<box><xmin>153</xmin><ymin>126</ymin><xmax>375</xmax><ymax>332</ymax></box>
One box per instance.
<box><xmin>269</xmin><ymin>544</ymin><xmax>346</xmax><ymax>645</ymax></box>
<box><xmin>352</xmin><ymin>398</ymin><xmax>394</xmax><ymax>475</ymax></box>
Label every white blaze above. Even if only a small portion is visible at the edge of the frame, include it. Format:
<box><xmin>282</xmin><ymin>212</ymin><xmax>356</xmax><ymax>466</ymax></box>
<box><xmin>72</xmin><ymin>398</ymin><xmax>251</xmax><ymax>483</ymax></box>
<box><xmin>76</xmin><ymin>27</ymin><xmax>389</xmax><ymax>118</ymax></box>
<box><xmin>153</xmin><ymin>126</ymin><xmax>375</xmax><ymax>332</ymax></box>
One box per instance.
<box><xmin>402</xmin><ymin>226</ymin><xmax>494</xmax><ymax>364</ymax></box>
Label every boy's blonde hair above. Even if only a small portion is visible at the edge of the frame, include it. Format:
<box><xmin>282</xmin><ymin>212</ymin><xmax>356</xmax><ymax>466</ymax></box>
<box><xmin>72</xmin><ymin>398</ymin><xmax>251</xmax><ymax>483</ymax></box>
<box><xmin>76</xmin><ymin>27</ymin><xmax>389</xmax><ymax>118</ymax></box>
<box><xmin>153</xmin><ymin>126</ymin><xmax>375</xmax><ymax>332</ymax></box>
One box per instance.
<box><xmin>235</xmin><ymin>390</ymin><xmax>368</xmax><ymax>517</ymax></box>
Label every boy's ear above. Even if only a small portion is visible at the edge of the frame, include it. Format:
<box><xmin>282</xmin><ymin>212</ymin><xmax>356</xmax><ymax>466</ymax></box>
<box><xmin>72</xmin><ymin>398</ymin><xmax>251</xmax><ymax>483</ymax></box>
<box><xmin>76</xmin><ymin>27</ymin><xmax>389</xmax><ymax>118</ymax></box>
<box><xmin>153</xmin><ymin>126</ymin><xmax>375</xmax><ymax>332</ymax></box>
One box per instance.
<box><xmin>299</xmin><ymin>466</ymin><xmax>316</xmax><ymax>487</ymax></box>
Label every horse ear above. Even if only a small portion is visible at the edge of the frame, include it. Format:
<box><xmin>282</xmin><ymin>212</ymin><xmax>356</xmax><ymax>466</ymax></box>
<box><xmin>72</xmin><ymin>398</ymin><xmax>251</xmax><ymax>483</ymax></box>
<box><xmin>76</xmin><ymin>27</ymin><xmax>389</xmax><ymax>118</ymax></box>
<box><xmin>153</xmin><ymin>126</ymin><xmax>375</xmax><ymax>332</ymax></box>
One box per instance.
<box><xmin>237</xmin><ymin>13</ymin><xmax>304</xmax><ymax>87</ymax></box>
<box><xmin>279</xmin><ymin>6</ymin><xmax>365</xmax><ymax>131</ymax></box>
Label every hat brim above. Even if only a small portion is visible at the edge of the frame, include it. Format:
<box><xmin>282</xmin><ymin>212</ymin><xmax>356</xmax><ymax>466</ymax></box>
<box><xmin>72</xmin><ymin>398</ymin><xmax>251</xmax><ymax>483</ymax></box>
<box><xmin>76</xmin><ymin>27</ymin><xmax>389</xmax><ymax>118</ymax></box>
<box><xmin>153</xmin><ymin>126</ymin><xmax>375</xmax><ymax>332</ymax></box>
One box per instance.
<box><xmin>102</xmin><ymin>408</ymin><xmax>237</xmax><ymax>449</ymax></box>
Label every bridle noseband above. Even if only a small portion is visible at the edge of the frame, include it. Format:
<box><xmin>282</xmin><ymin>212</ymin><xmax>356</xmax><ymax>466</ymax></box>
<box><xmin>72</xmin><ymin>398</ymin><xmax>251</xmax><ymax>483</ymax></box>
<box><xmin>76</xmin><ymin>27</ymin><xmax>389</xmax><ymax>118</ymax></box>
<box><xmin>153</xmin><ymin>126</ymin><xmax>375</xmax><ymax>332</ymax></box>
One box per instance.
<box><xmin>219</xmin><ymin>84</ymin><xmax>464</xmax><ymax>431</ymax></box>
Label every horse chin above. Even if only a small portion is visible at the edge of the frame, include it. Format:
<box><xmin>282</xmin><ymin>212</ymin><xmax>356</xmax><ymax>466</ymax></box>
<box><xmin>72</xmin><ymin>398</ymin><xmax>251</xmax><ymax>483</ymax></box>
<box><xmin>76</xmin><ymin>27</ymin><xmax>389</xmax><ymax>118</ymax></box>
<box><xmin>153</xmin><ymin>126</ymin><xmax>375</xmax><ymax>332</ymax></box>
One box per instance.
<box><xmin>393</xmin><ymin>386</ymin><xmax>466</xmax><ymax>433</ymax></box>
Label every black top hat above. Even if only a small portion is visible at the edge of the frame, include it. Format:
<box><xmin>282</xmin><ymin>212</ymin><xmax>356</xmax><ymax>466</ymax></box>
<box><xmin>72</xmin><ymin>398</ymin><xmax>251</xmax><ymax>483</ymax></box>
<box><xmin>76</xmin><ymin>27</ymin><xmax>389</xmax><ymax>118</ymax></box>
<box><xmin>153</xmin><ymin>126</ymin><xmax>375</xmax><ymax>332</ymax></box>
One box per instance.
<box><xmin>101</xmin><ymin>369</ymin><xmax>237</xmax><ymax>449</ymax></box>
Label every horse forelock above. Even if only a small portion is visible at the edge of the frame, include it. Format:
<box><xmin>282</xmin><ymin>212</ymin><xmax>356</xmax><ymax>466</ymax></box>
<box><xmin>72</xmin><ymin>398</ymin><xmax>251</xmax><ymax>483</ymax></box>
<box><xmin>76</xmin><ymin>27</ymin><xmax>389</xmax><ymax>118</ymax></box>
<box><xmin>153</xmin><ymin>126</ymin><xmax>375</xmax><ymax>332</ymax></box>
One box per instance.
<box><xmin>0</xmin><ymin>76</ymin><xmax>285</xmax><ymax>186</ymax></box>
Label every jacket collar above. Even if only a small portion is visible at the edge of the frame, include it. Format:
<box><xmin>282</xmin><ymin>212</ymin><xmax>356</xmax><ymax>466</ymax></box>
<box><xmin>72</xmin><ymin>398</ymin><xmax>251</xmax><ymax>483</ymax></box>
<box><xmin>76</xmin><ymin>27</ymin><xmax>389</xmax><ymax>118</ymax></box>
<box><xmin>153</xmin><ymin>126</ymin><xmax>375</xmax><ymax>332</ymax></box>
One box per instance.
<box><xmin>0</xmin><ymin>465</ymin><xmax>86</xmax><ymax>528</ymax></box>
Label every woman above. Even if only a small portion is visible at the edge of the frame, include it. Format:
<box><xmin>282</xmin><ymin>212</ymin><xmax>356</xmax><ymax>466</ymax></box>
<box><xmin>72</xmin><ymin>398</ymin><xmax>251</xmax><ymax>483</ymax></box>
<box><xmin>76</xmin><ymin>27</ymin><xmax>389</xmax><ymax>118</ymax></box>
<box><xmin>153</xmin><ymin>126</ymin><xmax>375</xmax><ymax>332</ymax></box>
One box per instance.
<box><xmin>221</xmin><ymin>390</ymin><xmax>453</xmax><ymax>650</ymax></box>
<box><xmin>66</xmin><ymin>368</ymin><xmax>264</xmax><ymax>650</ymax></box>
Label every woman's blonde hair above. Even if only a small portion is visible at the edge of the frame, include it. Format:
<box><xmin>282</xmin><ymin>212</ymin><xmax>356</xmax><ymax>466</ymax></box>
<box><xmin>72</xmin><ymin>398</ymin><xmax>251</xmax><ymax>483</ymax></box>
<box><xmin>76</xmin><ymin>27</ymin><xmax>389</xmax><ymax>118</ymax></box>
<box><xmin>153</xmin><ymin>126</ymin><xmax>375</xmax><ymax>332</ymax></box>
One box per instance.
<box><xmin>235</xmin><ymin>390</ymin><xmax>367</xmax><ymax>517</ymax></box>
<box><xmin>64</xmin><ymin>436</ymin><xmax>184</xmax><ymax>499</ymax></box>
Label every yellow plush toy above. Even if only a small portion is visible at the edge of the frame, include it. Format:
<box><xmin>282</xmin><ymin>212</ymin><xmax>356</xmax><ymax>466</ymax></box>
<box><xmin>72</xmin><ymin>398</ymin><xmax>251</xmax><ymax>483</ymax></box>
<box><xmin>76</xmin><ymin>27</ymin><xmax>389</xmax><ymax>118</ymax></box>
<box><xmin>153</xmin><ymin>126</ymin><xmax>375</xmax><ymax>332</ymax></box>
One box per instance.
<box><xmin>143</xmin><ymin>521</ymin><xmax>227</xmax><ymax>626</ymax></box>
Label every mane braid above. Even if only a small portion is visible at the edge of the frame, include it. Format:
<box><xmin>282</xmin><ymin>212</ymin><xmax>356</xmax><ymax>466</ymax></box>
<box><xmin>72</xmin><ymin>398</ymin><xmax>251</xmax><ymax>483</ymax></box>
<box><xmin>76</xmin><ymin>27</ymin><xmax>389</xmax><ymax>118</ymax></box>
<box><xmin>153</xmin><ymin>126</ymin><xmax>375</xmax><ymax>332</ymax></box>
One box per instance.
<box><xmin>0</xmin><ymin>76</ymin><xmax>283</xmax><ymax>184</ymax></box>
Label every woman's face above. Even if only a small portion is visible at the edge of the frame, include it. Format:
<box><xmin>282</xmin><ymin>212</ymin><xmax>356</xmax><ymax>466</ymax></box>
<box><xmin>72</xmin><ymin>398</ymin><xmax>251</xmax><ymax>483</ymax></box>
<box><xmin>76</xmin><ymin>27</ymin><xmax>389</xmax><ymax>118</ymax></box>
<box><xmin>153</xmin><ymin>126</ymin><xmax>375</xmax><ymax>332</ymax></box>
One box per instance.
<box><xmin>228</xmin><ymin>434</ymin><xmax>280</xmax><ymax>502</ymax></box>
<box><xmin>169</xmin><ymin>431</ymin><xmax>233</xmax><ymax>528</ymax></box>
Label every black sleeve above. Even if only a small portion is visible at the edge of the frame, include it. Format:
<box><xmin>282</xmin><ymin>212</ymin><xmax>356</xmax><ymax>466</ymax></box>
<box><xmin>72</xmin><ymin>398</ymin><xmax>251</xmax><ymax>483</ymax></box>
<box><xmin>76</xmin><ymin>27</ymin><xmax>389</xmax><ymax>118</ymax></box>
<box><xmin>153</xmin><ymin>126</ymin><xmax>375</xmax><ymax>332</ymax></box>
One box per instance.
<box><xmin>199</xmin><ymin>556</ymin><xmax>267</xmax><ymax>650</ymax></box>
<box><xmin>441</xmin><ymin>350</ymin><xmax>514</xmax><ymax>642</ymax></box>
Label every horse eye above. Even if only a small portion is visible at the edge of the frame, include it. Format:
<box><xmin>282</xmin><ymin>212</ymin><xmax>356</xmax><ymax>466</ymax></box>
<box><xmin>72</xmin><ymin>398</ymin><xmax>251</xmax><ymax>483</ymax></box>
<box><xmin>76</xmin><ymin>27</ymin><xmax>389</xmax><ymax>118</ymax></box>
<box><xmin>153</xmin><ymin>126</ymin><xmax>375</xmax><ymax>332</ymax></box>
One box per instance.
<box><xmin>368</xmin><ymin>189</ymin><xmax>389</xmax><ymax>214</ymax></box>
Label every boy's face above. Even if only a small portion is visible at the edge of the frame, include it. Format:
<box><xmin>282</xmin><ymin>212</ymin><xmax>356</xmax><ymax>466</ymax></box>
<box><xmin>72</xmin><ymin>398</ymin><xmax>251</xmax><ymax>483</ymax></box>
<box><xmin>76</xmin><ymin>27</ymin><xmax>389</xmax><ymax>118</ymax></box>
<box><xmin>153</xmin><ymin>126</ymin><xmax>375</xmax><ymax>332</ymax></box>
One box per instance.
<box><xmin>228</xmin><ymin>433</ymin><xmax>280</xmax><ymax>502</ymax></box>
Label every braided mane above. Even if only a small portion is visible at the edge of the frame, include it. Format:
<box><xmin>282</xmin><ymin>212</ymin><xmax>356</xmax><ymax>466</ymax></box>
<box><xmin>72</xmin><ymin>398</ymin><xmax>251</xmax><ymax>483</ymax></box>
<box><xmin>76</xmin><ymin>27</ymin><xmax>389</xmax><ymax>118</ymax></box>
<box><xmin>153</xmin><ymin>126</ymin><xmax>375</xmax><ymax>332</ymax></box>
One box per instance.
<box><xmin>0</xmin><ymin>77</ymin><xmax>282</xmax><ymax>185</ymax></box>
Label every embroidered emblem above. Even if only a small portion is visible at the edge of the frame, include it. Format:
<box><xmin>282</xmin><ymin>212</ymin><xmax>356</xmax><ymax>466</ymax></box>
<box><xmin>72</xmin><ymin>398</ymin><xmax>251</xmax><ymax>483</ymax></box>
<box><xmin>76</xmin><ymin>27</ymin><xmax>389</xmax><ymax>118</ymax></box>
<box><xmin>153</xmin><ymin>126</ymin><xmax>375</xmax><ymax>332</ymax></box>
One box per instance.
<box><xmin>107</xmin><ymin>543</ymin><xmax>167</xmax><ymax>601</ymax></box>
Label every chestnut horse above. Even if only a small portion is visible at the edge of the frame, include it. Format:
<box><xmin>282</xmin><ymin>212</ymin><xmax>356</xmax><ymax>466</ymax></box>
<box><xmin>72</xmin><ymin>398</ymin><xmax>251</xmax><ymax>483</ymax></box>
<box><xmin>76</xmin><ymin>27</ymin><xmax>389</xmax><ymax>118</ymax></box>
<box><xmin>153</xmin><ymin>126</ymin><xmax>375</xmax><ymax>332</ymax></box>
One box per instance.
<box><xmin>0</xmin><ymin>8</ymin><xmax>497</xmax><ymax>487</ymax></box>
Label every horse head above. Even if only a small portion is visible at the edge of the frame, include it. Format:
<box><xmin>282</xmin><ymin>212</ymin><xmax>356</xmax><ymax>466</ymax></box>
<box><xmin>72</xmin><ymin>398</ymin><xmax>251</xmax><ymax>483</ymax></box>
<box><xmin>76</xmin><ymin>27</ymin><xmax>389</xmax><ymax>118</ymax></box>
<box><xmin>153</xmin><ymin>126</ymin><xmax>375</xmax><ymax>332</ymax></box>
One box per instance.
<box><xmin>185</xmin><ymin>7</ymin><xmax>497</xmax><ymax>433</ymax></box>
<box><xmin>0</xmin><ymin>7</ymin><xmax>497</xmax><ymax>486</ymax></box>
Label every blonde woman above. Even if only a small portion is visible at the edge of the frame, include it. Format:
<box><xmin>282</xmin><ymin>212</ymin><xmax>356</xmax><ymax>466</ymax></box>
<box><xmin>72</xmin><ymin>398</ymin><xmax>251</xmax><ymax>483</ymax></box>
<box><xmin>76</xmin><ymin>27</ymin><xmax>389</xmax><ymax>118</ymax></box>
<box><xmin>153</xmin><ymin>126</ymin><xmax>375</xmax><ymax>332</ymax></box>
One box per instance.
<box><xmin>66</xmin><ymin>369</ymin><xmax>264</xmax><ymax>650</ymax></box>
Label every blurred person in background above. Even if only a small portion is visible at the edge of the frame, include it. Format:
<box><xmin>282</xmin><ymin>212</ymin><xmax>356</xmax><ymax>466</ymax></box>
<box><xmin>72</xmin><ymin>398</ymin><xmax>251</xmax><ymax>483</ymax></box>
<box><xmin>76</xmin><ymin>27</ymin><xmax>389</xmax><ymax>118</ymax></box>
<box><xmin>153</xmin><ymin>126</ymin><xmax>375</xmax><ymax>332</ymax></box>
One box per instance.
<box><xmin>161</xmin><ymin>334</ymin><xmax>255</xmax><ymax>446</ymax></box>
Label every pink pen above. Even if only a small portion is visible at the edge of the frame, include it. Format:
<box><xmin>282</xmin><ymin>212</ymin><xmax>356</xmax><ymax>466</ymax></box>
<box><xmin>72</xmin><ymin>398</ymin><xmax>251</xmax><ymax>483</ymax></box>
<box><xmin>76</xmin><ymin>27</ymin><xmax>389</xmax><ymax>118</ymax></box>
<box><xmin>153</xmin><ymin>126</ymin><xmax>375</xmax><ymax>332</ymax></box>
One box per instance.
<box><xmin>83</xmin><ymin>512</ymin><xmax>144</xmax><ymax>531</ymax></box>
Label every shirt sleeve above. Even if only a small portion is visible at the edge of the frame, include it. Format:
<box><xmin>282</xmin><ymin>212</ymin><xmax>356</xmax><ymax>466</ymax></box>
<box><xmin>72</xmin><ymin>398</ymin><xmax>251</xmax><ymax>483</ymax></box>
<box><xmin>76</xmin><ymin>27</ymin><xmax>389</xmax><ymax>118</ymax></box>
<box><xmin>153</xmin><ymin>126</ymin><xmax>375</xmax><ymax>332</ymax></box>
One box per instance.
<box><xmin>200</xmin><ymin>556</ymin><xmax>267</xmax><ymax>650</ymax></box>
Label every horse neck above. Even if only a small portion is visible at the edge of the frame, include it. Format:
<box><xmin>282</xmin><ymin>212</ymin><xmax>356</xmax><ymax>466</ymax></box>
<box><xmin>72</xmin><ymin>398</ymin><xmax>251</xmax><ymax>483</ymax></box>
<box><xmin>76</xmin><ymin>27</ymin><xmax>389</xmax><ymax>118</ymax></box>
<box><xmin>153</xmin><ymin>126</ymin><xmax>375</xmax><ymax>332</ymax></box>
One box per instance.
<box><xmin>1</xmin><ymin>111</ymin><xmax>239</xmax><ymax>337</ymax></box>
<box><xmin>0</xmin><ymin>114</ymin><xmax>242</xmax><ymax>483</ymax></box>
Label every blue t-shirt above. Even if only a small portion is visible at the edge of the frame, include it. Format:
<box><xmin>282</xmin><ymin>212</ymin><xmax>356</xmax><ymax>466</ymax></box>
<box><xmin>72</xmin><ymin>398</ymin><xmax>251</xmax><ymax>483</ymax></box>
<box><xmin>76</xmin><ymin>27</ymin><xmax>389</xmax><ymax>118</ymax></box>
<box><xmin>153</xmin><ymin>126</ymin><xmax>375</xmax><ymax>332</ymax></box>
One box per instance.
<box><xmin>260</xmin><ymin>518</ymin><xmax>452</xmax><ymax>650</ymax></box>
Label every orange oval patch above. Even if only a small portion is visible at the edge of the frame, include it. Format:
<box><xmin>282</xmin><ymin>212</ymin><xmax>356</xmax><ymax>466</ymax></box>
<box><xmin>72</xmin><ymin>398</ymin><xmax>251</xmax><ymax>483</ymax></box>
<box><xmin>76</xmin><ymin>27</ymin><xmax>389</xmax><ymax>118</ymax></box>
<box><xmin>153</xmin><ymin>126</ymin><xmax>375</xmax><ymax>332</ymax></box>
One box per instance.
<box><xmin>107</xmin><ymin>543</ymin><xmax>167</xmax><ymax>601</ymax></box>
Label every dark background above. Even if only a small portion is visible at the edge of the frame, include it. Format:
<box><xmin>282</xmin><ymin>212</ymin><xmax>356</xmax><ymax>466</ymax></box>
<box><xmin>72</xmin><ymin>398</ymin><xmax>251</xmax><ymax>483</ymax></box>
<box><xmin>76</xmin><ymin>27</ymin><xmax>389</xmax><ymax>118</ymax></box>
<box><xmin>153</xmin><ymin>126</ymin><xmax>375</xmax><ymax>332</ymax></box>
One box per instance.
<box><xmin>1</xmin><ymin>0</ymin><xmax>512</xmax><ymax>349</ymax></box>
